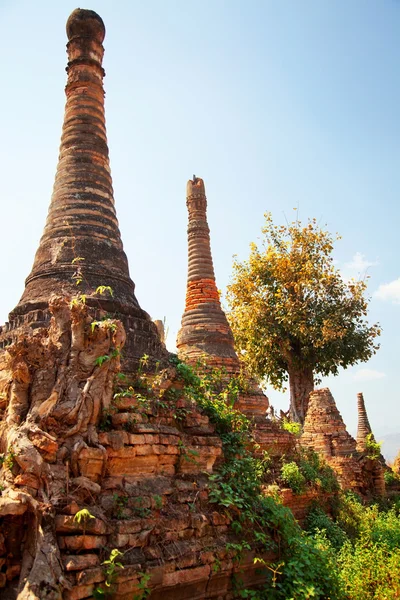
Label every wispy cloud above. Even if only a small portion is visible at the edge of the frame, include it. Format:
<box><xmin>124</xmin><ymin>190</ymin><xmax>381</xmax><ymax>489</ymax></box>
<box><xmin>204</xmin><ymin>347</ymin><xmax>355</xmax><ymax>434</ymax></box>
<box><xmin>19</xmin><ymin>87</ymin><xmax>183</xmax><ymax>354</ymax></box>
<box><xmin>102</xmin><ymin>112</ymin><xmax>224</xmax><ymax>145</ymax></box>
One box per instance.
<box><xmin>353</xmin><ymin>368</ymin><xmax>386</xmax><ymax>382</ymax></box>
<box><xmin>374</xmin><ymin>278</ymin><xmax>400</xmax><ymax>304</ymax></box>
<box><xmin>345</xmin><ymin>252</ymin><xmax>379</xmax><ymax>272</ymax></box>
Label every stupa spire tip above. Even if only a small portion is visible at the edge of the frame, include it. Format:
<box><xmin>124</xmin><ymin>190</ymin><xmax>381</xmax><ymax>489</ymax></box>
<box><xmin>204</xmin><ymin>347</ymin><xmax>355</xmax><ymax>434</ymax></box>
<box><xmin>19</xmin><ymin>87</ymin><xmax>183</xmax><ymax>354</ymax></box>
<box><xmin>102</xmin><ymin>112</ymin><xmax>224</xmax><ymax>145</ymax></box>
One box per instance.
<box><xmin>186</xmin><ymin>175</ymin><xmax>205</xmax><ymax>197</ymax></box>
<box><xmin>66</xmin><ymin>8</ymin><xmax>105</xmax><ymax>43</ymax></box>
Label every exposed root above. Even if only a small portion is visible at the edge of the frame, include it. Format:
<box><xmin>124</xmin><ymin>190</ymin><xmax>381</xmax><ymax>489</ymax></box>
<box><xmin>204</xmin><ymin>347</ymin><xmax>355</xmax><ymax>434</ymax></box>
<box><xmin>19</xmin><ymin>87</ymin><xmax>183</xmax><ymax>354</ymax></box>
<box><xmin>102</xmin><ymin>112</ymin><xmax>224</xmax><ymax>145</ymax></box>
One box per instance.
<box><xmin>0</xmin><ymin>296</ymin><xmax>125</xmax><ymax>598</ymax></box>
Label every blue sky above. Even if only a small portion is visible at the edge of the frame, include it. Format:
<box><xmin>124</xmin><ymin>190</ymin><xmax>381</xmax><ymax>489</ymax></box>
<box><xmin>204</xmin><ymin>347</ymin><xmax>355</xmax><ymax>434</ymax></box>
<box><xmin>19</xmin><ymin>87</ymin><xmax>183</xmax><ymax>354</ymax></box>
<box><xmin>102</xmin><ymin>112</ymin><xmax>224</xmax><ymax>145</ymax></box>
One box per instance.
<box><xmin>0</xmin><ymin>1</ymin><xmax>399</xmax><ymax>450</ymax></box>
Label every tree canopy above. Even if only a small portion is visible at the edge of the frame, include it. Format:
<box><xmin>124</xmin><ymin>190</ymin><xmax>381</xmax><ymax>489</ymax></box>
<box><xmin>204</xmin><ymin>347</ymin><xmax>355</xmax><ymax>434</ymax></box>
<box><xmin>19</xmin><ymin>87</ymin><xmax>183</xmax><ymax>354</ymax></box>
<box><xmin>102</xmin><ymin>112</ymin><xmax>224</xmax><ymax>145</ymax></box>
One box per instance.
<box><xmin>226</xmin><ymin>213</ymin><xmax>381</xmax><ymax>421</ymax></box>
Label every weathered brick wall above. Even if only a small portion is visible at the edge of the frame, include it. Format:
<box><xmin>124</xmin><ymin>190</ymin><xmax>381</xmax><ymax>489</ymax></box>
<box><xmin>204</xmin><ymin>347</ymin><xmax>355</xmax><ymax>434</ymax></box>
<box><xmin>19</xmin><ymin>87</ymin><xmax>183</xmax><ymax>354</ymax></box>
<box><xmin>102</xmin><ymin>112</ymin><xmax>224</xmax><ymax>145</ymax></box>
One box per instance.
<box><xmin>0</xmin><ymin>387</ymin><xmax>274</xmax><ymax>600</ymax></box>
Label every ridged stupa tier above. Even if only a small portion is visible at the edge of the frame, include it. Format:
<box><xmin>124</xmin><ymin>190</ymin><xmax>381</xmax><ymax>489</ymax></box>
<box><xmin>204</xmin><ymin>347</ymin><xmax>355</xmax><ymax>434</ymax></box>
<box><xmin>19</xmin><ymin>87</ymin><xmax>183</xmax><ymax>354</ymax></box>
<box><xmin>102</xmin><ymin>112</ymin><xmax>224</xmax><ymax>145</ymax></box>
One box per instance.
<box><xmin>0</xmin><ymin>9</ymin><xmax>165</xmax><ymax>366</ymax></box>
<box><xmin>177</xmin><ymin>177</ymin><xmax>268</xmax><ymax>418</ymax></box>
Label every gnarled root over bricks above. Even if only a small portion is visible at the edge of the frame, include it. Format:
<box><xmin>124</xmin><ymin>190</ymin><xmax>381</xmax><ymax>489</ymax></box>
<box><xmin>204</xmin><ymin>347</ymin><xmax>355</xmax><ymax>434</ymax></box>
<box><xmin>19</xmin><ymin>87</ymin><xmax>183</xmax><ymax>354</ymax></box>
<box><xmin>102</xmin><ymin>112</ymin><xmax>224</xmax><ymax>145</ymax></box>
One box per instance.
<box><xmin>0</xmin><ymin>296</ymin><xmax>125</xmax><ymax>599</ymax></box>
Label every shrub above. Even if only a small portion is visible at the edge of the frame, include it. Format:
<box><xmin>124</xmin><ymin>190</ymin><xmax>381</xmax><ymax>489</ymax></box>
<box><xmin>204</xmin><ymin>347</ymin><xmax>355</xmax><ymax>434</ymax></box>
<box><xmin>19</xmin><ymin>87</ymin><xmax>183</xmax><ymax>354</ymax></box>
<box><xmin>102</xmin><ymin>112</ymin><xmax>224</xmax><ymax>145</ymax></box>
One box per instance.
<box><xmin>281</xmin><ymin>462</ymin><xmax>306</xmax><ymax>494</ymax></box>
<box><xmin>298</xmin><ymin>448</ymin><xmax>339</xmax><ymax>493</ymax></box>
<box><xmin>384</xmin><ymin>469</ymin><xmax>399</xmax><ymax>487</ymax></box>
<box><xmin>305</xmin><ymin>504</ymin><xmax>348</xmax><ymax>550</ymax></box>
<box><xmin>337</xmin><ymin>539</ymin><xmax>400</xmax><ymax>599</ymax></box>
<box><xmin>281</xmin><ymin>419</ymin><xmax>302</xmax><ymax>436</ymax></box>
<box><xmin>365</xmin><ymin>433</ymin><xmax>382</xmax><ymax>460</ymax></box>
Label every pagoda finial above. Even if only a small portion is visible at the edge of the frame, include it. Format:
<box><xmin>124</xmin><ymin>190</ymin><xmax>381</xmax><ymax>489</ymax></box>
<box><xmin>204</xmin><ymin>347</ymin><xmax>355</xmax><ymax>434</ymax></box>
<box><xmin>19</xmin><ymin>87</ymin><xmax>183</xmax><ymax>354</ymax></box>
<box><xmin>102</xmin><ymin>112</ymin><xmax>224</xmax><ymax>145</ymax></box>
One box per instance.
<box><xmin>1</xmin><ymin>9</ymin><xmax>166</xmax><ymax>367</ymax></box>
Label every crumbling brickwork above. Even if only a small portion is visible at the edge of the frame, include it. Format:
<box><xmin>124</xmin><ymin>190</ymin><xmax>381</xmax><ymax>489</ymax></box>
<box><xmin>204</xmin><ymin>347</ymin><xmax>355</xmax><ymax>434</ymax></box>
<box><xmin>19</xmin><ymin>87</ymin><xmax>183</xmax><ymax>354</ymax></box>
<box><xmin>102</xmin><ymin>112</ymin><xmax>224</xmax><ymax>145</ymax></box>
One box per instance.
<box><xmin>301</xmin><ymin>388</ymin><xmax>384</xmax><ymax>496</ymax></box>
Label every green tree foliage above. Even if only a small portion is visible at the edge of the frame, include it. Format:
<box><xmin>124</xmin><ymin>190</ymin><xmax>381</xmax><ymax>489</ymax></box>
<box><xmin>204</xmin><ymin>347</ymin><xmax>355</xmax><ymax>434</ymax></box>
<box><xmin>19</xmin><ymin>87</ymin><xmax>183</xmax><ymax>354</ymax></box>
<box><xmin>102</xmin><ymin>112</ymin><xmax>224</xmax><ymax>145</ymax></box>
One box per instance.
<box><xmin>226</xmin><ymin>213</ymin><xmax>380</xmax><ymax>422</ymax></box>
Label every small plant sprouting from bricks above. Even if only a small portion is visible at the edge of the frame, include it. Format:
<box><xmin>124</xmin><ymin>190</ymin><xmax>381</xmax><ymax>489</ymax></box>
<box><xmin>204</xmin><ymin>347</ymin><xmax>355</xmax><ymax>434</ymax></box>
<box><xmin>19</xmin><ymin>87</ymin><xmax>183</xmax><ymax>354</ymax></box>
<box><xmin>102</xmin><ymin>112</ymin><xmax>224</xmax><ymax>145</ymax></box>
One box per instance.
<box><xmin>93</xmin><ymin>548</ymin><xmax>124</xmax><ymax>598</ymax></box>
<box><xmin>95</xmin><ymin>348</ymin><xmax>121</xmax><ymax>367</ymax></box>
<box><xmin>122</xmin><ymin>415</ymin><xmax>138</xmax><ymax>433</ymax></box>
<box><xmin>91</xmin><ymin>319</ymin><xmax>117</xmax><ymax>334</ymax></box>
<box><xmin>70</xmin><ymin>294</ymin><xmax>87</xmax><ymax>307</ymax></box>
<box><xmin>173</xmin><ymin>404</ymin><xmax>191</xmax><ymax>422</ymax></box>
<box><xmin>0</xmin><ymin>445</ymin><xmax>17</xmax><ymax>470</ymax></box>
<box><xmin>133</xmin><ymin>571</ymin><xmax>151</xmax><ymax>600</ymax></box>
<box><xmin>73</xmin><ymin>508</ymin><xmax>95</xmax><ymax>526</ymax></box>
<box><xmin>113</xmin><ymin>386</ymin><xmax>135</xmax><ymax>401</ymax></box>
<box><xmin>131</xmin><ymin>496</ymin><xmax>151</xmax><ymax>518</ymax></box>
<box><xmin>138</xmin><ymin>354</ymin><xmax>150</xmax><ymax>373</ymax></box>
<box><xmin>98</xmin><ymin>407</ymin><xmax>115</xmax><ymax>432</ymax></box>
<box><xmin>95</xmin><ymin>285</ymin><xmax>114</xmax><ymax>297</ymax></box>
<box><xmin>71</xmin><ymin>256</ymin><xmax>85</xmax><ymax>286</ymax></box>
<box><xmin>73</xmin><ymin>508</ymin><xmax>95</xmax><ymax>541</ymax></box>
<box><xmin>178</xmin><ymin>439</ymin><xmax>200</xmax><ymax>464</ymax></box>
<box><xmin>112</xmin><ymin>494</ymin><xmax>129</xmax><ymax>519</ymax></box>
<box><xmin>153</xmin><ymin>494</ymin><xmax>163</xmax><ymax>510</ymax></box>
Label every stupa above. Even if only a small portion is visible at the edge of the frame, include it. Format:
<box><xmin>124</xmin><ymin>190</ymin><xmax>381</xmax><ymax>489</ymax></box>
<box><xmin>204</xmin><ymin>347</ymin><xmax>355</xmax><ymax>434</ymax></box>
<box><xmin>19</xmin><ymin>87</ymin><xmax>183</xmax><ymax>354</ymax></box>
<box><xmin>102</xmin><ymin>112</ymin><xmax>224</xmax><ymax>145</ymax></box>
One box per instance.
<box><xmin>0</xmin><ymin>9</ymin><xmax>166</xmax><ymax>368</ymax></box>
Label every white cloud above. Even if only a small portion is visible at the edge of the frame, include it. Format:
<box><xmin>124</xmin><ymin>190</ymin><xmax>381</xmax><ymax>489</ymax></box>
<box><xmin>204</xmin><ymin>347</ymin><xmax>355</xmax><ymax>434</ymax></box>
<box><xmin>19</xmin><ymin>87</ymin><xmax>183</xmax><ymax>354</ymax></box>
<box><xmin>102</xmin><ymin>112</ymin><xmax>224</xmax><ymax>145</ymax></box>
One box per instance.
<box><xmin>345</xmin><ymin>252</ymin><xmax>378</xmax><ymax>272</ymax></box>
<box><xmin>374</xmin><ymin>278</ymin><xmax>400</xmax><ymax>304</ymax></box>
<box><xmin>353</xmin><ymin>369</ymin><xmax>386</xmax><ymax>382</ymax></box>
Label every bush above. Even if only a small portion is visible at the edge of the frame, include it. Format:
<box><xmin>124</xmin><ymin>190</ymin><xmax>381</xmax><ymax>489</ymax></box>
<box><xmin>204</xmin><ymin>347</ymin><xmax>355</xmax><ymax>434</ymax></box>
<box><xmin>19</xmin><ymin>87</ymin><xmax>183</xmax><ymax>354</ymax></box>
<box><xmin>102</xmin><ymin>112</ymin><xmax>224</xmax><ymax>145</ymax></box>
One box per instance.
<box><xmin>281</xmin><ymin>462</ymin><xmax>306</xmax><ymax>494</ymax></box>
<box><xmin>337</xmin><ymin>539</ymin><xmax>400</xmax><ymax>599</ymax></box>
<box><xmin>384</xmin><ymin>469</ymin><xmax>399</xmax><ymax>486</ymax></box>
<box><xmin>365</xmin><ymin>433</ymin><xmax>382</xmax><ymax>460</ymax></box>
<box><xmin>309</xmin><ymin>494</ymin><xmax>400</xmax><ymax>599</ymax></box>
<box><xmin>281</xmin><ymin>419</ymin><xmax>302</xmax><ymax>436</ymax></box>
<box><xmin>305</xmin><ymin>505</ymin><xmax>348</xmax><ymax>550</ymax></box>
<box><xmin>298</xmin><ymin>448</ymin><xmax>339</xmax><ymax>493</ymax></box>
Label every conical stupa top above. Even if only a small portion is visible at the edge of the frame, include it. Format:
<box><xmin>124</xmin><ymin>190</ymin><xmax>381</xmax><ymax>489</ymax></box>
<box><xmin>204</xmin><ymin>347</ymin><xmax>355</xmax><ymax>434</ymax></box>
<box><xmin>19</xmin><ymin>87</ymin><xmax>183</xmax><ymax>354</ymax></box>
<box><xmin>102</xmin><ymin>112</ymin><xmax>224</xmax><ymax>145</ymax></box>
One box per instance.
<box><xmin>301</xmin><ymin>388</ymin><xmax>357</xmax><ymax>457</ymax></box>
<box><xmin>176</xmin><ymin>177</ymin><xmax>240</xmax><ymax>372</ymax></box>
<box><xmin>356</xmin><ymin>392</ymin><xmax>373</xmax><ymax>452</ymax></box>
<box><xmin>1</xmin><ymin>9</ymin><xmax>165</xmax><ymax>365</ymax></box>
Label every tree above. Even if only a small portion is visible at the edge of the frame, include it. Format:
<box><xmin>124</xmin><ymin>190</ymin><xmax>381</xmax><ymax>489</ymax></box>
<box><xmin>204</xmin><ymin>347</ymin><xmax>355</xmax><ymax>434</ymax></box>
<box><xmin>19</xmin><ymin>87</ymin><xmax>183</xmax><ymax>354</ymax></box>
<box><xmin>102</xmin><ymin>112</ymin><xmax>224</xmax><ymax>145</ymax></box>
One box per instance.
<box><xmin>226</xmin><ymin>213</ymin><xmax>381</xmax><ymax>423</ymax></box>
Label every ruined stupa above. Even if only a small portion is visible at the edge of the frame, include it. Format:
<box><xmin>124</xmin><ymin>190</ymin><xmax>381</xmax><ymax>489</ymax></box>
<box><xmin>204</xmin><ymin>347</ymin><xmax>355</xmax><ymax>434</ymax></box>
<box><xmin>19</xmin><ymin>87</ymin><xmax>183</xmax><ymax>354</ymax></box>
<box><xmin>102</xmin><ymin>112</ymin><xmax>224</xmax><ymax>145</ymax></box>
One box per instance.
<box><xmin>356</xmin><ymin>392</ymin><xmax>374</xmax><ymax>452</ymax></box>
<box><xmin>0</xmin><ymin>8</ymin><xmax>165</xmax><ymax>368</ymax></box>
<box><xmin>177</xmin><ymin>177</ymin><xmax>269</xmax><ymax>417</ymax></box>
<box><xmin>301</xmin><ymin>388</ymin><xmax>385</xmax><ymax>495</ymax></box>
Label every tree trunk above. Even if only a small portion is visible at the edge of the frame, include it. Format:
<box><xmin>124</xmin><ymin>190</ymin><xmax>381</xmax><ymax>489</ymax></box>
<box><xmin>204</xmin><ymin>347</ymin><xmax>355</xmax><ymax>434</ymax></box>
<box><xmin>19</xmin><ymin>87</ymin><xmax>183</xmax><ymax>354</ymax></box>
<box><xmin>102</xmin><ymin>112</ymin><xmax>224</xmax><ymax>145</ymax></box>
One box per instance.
<box><xmin>288</xmin><ymin>366</ymin><xmax>314</xmax><ymax>424</ymax></box>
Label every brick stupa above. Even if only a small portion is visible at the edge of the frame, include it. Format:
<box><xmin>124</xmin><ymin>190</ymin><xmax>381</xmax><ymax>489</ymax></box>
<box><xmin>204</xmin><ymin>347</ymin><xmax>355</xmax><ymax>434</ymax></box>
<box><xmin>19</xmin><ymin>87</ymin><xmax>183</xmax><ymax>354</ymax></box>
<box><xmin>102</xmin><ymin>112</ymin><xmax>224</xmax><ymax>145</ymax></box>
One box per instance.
<box><xmin>356</xmin><ymin>392</ymin><xmax>373</xmax><ymax>452</ymax></box>
<box><xmin>0</xmin><ymin>9</ymin><xmax>166</xmax><ymax>367</ymax></box>
<box><xmin>177</xmin><ymin>177</ymin><xmax>268</xmax><ymax>418</ymax></box>
<box><xmin>301</xmin><ymin>388</ymin><xmax>385</xmax><ymax>495</ymax></box>
<box><xmin>356</xmin><ymin>392</ymin><xmax>386</xmax><ymax>467</ymax></box>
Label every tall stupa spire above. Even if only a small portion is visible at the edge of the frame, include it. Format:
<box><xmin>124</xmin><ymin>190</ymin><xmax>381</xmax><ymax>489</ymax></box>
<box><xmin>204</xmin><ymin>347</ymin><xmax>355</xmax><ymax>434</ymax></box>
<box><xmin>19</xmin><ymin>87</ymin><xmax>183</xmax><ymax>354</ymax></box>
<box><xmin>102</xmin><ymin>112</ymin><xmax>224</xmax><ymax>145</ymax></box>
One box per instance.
<box><xmin>177</xmin><ymin>177</ymin><xmax>269</xmax><ymax>418</ymax></box>
<box><xmin>356</xmin><ymin>392</ymin><xmax>373</xmax><ymax>452</ymax></box>
<box><xmin>1</xmin><ymin>9</ymin><xmax>165</xmax><ymax>365</ymax></box>
<box><xmin>176</xmin><ymin>177</ymin><xmax>240</xmax><ymax>371</ymax></box>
